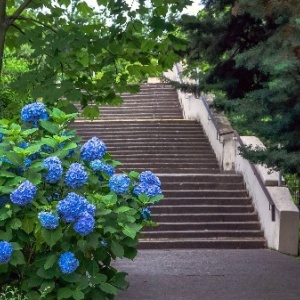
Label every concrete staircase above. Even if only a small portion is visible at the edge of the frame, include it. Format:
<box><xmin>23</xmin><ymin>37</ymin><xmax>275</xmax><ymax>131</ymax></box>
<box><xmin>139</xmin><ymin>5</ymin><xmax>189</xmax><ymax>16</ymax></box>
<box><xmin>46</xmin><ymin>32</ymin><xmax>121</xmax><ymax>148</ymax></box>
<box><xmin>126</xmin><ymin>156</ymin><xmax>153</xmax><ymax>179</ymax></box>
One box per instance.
<box><xmin>73</xmin><ymin>83</ymin><xmax>266</xmax><ymax>249</ymax></box>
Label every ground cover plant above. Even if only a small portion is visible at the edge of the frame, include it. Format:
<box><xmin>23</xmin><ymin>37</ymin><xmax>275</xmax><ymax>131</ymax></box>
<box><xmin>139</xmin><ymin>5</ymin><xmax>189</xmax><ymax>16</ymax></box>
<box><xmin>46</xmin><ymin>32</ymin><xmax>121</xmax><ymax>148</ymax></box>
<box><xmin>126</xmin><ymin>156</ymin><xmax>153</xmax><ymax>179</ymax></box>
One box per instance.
<box><xmin>0</xmin><ymin>102</ymin><xmax>163</xmax><ymax>299</ymax></box>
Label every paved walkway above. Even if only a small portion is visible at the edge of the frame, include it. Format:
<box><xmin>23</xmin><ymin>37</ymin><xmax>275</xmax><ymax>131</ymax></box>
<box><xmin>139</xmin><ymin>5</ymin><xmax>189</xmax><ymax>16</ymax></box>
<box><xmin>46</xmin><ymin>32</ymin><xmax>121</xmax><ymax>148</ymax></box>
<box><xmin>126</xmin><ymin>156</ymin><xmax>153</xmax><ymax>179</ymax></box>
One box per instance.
<box><xmin>114</xmin><ymin>249</ymin><xmax>300</xmax><ymax>300</ymax></box>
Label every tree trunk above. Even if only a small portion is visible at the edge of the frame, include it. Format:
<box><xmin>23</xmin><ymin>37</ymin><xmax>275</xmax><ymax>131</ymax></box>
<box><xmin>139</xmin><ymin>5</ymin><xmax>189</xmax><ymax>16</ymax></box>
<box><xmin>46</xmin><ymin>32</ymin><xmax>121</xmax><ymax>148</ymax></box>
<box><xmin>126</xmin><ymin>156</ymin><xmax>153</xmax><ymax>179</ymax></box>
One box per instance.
<box><xmin>0</xmin><ymin>0</ymin><xmax>7</xmax><ymax>82</ymax></box>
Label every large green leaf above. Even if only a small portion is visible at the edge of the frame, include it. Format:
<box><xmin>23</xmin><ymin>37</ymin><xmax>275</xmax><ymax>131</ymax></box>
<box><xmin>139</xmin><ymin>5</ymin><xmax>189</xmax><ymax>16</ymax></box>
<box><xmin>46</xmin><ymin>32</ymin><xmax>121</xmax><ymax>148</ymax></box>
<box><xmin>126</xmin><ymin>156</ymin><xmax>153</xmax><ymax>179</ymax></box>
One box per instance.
<box><xmin>41</xmin><ymin>226</ymin><xmax>62</xmax><ymax>247</ymax></box>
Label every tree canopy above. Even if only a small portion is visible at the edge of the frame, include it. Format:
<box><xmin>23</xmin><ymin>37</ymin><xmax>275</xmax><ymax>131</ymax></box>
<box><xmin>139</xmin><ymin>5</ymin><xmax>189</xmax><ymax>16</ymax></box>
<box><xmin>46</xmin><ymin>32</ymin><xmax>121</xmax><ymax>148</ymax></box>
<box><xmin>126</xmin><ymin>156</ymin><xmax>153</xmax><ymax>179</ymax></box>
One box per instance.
<box><xmin>0</xmin><ymin>0</ymin><xmax>190</xmax><ymax>118</ymax></box>
<box><xmin>177</xmin><ymin>0</ymin><xmax>300</xmax><ymax>176</ymax></box>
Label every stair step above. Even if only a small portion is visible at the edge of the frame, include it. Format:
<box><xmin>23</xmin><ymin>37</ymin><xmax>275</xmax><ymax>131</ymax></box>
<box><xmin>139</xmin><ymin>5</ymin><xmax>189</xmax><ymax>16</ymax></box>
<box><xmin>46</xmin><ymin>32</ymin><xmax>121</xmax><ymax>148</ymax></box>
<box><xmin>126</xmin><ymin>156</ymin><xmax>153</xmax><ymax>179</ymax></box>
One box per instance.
<box><xmin>150</xmin><ymin>205</ymin><xmax>254</xmax><ymax>213</ymax></box>
<box><xmin>143</xmin><ymin>222</ymin><xmax>262</xmax><ymax>231</ymax></box>
<box><xmin>161</xmin><ymin>190</ymin><xmax>248</xmax><ymax>197</ymax></box>
<box><xmin>138</xmin><ymin>238</ymin><xmax>266</xmax><ymax>249</ymax></box>
<box><xmin>142</xmin><ymin>230</ymin><xmax>264</xmax><ymax>238</ymax></box>
<box><xmin>151</xmin><ymin>213</ymin><xmax>259</xmax><ymax>222</ymax></box>
<box><xmin>159</xmin><ymin>197</ymin><xmax>252</xmax><ymax>205</ymax></box>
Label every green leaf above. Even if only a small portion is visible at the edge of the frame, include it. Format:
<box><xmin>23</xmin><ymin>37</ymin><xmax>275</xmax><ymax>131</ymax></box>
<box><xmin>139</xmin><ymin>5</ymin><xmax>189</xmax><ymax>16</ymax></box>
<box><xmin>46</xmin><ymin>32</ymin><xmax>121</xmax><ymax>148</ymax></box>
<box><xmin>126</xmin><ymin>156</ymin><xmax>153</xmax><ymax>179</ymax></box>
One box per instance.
<box><xmin>149</xmin><ymin>194</ymin><xmax>164</xmax><ymax>203</ymax></box>
<box><xmin>10</xmin><ymin>250</ymin><xmax>25</xmax><ymax>266</ymax></box>
<box><xmin>114</xmin><ymin>206</ymin><xmax>131</xmax><ymax>214</ymax></box>
<box><xmin>40</xmin><ymin>120</ymin><xmax>61</xmax><ymax>134</ymax></box>
<box><xmin>128</xmin><ymin>171</ymin><xmax>140</xmax><ymax>179</ymax></box>
<box><xmin>111</xmin><ymin>241</ymin><xmax>124</xmax><ymax>258</ymax></box>
<box><xmin>39</xmin><ymin>281</ymin><xmax>55</xmax><ymax>295</ymax></box>
<box><xmin>122</xmin><ymin>224</ymin><xmax>143</xmax><ymax>239</ymax></box>
<box><xmin>21</xmin><ymin>217</ymin><xmax>35</xmax><ymax>234</ymax></box>
<box><xmin>10</xmin><ymin>242</ymin><xmax>22</xmax><ymax>250</ymax></box>
<box><xmin>21</xmin><ymin>128</ymin><xmax>39</xmax><ymax>136</ymax></box>
<box><xmin>0</xmin><ymin>170</ymin><xmax>17</xmax><ymax>178</ymax></box>
<box><xmin>86</xmin><ymin>233</ymin><xmax>101</xmax><ymax>250</ymax></box>
<box><xmin>27</xmin><ymin>275</ymin><xmax>43</xmax><ymax>288</ymax></box>
<box><xmin>41</xmin><ymin>137</ymin><xmax>58</xmax><ymax>148</ymax></box>
<box><xmin>73</xmin><ymin>289</ymin><xmax>85</xmax><ymax>300</ymax></box>
<box><xmin>99</xmin><ymin>282</ymin><xmax>118</xmax><ymax>295</ymax></box>
<box><xmin>41</xmin><ymin>226</ymin><xmax>62</xmax><ymax>247</ymax></box>
<box><xmin>83</xmin><ymin>106</ymin><xmax>100</xmax><ymax>120</ymax></box>
<box><xmin>5</xmin><ymin>152</ymin><xmax>23</xmax><ymax>166</ymax></box>
<box><xmin>58</xmin><ymin>287</ymin><xmax>73</xmax><ymax>300</ymax></box>
<box><xmin>37</xmin><ymin>267</ymin><xmax>56</xmax><ymax>280</ymax></box>
<box><xmin>109</xmin><ymin>272</ymin><xmax>129</xmax><ymax>290</ymax></box>
<box><xmin>86</xmin><ymin>260</ymin><xmax>99</xmax><ymax>276</ymax></box>
<box><xmin>10</xmin><ymin>218</ymin><xmax>22</xmax><ymax>230</ymax></box>
<box><xmin>44</xmin><ymin>254</ymin><xmax>57</xmax><ymax>270</ymax></box>
<box><xmin>0</xmin><ymin>208</ymin><xmax>12</xmax><ymax>221</ymax></box>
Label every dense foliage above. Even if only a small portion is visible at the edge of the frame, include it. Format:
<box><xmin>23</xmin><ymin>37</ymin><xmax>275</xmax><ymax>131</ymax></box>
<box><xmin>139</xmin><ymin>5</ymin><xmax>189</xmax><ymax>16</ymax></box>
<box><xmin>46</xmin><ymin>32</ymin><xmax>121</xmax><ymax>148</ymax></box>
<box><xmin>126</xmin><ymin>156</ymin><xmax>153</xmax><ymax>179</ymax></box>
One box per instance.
<box><xmin>0</xmin><ymin>0</ymin><xmax>190</xmax><ymax>118</ymax></box>
<box><xmin>177</xmin><ymin>0</ymin><xmax>300</xmax><ymax>177</ymax></box>
<box><xmin>0</xmin><ymin>103</ymin><xmax>163</xmax><ymax>299</ymax></box>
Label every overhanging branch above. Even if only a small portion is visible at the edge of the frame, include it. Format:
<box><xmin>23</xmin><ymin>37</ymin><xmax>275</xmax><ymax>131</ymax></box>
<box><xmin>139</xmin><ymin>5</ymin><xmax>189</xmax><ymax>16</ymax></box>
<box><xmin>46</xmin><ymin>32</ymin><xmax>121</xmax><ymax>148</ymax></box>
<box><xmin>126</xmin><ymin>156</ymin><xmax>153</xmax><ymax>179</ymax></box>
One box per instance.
<box><xmin>7</xmin><ymin>0</ymin><xmax>34</xmax><ymax>26</ymax></box>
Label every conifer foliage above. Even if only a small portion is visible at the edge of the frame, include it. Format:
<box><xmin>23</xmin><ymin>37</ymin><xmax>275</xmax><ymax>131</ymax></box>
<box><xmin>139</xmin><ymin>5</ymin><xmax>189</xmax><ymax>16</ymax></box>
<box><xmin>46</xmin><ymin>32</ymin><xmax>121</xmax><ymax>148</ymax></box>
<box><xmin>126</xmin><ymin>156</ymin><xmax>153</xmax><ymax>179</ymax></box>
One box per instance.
<box><xmin>179</xmin><ymin>0</ymin><xmax>300</xmax><ymax>176</ymax></box>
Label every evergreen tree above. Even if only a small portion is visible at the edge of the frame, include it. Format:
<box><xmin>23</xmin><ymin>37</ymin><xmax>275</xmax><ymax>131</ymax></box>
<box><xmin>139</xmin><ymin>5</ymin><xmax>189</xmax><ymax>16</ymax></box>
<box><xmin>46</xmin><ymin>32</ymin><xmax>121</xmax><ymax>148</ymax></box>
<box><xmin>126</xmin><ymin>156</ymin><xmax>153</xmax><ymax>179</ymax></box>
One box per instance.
<box><xmin>178</xmin><ymin>0</ymin><xmax>300</xmax><ymax>177</ymax></box>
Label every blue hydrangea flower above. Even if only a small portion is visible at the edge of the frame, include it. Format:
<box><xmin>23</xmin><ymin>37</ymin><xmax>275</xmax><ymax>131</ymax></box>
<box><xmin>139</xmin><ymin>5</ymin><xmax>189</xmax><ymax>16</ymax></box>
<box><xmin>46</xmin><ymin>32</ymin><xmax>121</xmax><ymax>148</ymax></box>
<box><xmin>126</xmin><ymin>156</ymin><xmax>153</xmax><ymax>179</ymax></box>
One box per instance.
<box><xmin>103</xmin><ymin>164</ymin><xmax>115</xmax><ymax>176</ymax></box>
<box><xmin>58</xmin><ymin>252</ymin><xmax>79</xmax><ymax>274</ymax></box>
<box><xmin>89</xmin><ymin>159</ymin><xmax>104</xmax><ymax>172</ymax></box>
<box><xmin>0</xmin><ymin>241</ymin><xmax>13</xmax><ymax>264</ymax></box>
<box><xmin>41</xmin><ymin>145</ymin><xmax>52</xmax><ymax>153</ymax></box>
<box><xmin>0</xmin><ymin>157</ymin><xmax>11</xmax><ymax>164</ymax></box>
<box><xmin>38</xmin><ymin>212</ymin><xmax>60</xmax><ymax>230</ymax></box>
<box><xmin>133</xmin><ymin>182</ymin><xmax>162</xmax><ymax>198</ymax></box>
<box><xmin>18</xmin><ymin>141</ymin><xmax>29</xmax><ymax>149</ymax></box>
<box><xmin>28</xmin><ymin>151</ymin><xmax>41</xmax><ymax>161</ymax></box>
<box><xmin>21</xmin><ymin>103</ymin><xmax>49</xmax><ymax>126</ymax></box>
<box><xmin>73</xmin><ymin>212</ymin><xmax>95</xmax><ymax>236</ymax></box>
<box><xmin>10</xmin><ymin>180</ymin><xmax>37</xmax><ymax>206</ymax></box>
<box><xmin>141</xmin><ymin>207</ymin><xmax>151</xmax><ymax>220</ymax></box>
<box><xmin>57</xmin><ymin>192</ymin><xmax>96</xmax><ymax>223</ymax></box>
<box><xmin>108</xmin><ymin>174</ymin><xmax>130</xmax><ymax>194</ymax></box>
<box><xmin>139</xmin><ymin>171</ymin><xmax>161</xmax><ymax>186</ymax></box>
<box><xmin>24</xmin><ymin>158</ymin><xmax>32</xmax><ymax>168</ymax></box>
<box><xmin>65</xmin><ymin>163</ymin><xmax>87</xmax><ymax>189</ymax></box>
<box><xmin>43</xmin><ymin>156</ymin><xmax>63</xmax><ymax>184</ymax></box>
<box><xmin>80</xmin><ymin>137</ymin><xmax>106</xmax><ymax>162</ymax></box>
<box><xmin>0</xmin><ymin>133</ymin><xmax>3</xmax><ymax>143</ymax></box>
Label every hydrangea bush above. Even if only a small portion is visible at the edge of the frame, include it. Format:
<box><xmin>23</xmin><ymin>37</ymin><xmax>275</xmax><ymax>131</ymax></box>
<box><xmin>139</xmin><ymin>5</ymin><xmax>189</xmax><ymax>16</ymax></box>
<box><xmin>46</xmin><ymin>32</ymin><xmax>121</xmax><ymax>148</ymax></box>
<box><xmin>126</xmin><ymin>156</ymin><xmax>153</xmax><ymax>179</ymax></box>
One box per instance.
<box><xmin>0</xmin><ymin>103</ymin><xmax>163</xmax><ymax>299</ymax></box>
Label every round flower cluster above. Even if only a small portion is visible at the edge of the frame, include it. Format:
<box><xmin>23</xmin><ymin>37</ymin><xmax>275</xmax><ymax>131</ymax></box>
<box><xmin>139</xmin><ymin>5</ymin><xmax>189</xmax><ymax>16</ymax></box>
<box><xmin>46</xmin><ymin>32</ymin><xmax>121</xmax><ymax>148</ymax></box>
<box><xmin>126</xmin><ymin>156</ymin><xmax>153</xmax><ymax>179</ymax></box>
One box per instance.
<box><xmin>0</xmin><ymin>133</ymin><xmax>3</xmax><ymax>143</ymax></box>
<box><xmin>73</xmin><ymin>212</ymin><xmax>95</xmax><ymax>236</ymax></box>
<box><xmin>18</xmin><ymin>141</ymin><xmax>29</xmax><ymax>149</ymax></box>
<box><xmin>80</xmin><ymin>137</ymin><xmax>106</xmax><ymax>162</ymax></box>
<box><xmin>0</xmin><ymin>241</ymin><xmax>13</xmax><ymax>264</ymax></box>
<box><xmin>38</xmin><ymin>212</ymin><xmax>60</xmax><ymax>230</ymax></box>
<box><xmin>90</xmin><ymin>160</ymin><xmax>115</xmax><ymax>176</ymax></box>
<box><xmin>58</xmin><ymin>252</ymin><xmax>79</xmax><ymax>274</ymax></box>
<box><xmin>43</xmin><ymin>156</ymin><xmax>63</xmax><ymax>184</ymax></box>
<box><xmin>65</xmin><ymin>163</ymin><xmax>87</xmax><ymax>189</ymax></box>
<box><xmin>141</xmin><ymin>207</ymin><xmax>151</xmax><ymax>220</ymax></box>
<box><xmin>133</xmin><ymin>182</ymin><xmax>162</xmax><ymax>198</ymax></box>
<box><xmin>133</xmin><ymin>171</ymin><xmax>162</xmax><ymax>198</ymax></box>
<box><xmin>139</xmin><ymin>171</ymin><xmax>161</xmax><ymax>186</ymax></box>
<box><xmin>10</xmin><ymin>180</ymin><xmax>37</xmax><ymax>206</ymax></box>
<box><xmin>21</xmin><ymin>103</ymin><xmax>49</xmax><ymax>126</ymax></box>
<box><xmin>24</xmin><ymin>158</ymin><xmax>32</xmax><ymax>168</ymax></box>
<box><xmin>57</xmin><ymin>192</ymin><xmax>95</xmax><ymax>223</ymax></box>
<box><xmin>109</xmin><ymin>174</ymin><xmax>131</xmax><ymax>194</ymax></box>
<box><xmin>57</xmin><ymin>193</ymin><xmax>95</xmax><ymax>235</ymax></box>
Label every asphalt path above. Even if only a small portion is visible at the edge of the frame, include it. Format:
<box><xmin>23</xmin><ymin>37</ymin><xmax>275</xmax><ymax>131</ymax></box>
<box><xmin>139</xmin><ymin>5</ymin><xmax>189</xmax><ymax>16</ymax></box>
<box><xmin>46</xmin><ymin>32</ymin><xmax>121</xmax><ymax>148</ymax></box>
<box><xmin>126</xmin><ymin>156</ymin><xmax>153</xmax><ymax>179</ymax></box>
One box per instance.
<box><xmin>114</xmin><ymin>249</ymin><xmax>300</xmax><ymax>300</ymax></box>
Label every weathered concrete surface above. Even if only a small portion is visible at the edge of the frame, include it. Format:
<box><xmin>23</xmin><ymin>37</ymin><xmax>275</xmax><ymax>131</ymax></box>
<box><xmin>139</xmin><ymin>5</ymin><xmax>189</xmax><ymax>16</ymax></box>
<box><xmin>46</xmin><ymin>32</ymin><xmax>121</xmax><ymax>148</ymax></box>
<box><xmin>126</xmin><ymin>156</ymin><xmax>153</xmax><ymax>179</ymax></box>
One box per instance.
<box><xmin>114</xmin><ymin>249</ymin><xmax>300</xmax><ymax>300</ymax></box>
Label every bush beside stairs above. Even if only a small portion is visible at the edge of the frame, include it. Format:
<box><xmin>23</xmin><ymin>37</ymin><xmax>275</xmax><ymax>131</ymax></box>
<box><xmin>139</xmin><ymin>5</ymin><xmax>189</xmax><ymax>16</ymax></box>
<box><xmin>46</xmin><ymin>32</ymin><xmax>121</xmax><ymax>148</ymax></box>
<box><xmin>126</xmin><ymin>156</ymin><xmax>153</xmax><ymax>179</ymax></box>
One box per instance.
<box><xmin>73</xmin><ymin>83</ymin><xmax>266</xmax><ymax>249</ymax></box>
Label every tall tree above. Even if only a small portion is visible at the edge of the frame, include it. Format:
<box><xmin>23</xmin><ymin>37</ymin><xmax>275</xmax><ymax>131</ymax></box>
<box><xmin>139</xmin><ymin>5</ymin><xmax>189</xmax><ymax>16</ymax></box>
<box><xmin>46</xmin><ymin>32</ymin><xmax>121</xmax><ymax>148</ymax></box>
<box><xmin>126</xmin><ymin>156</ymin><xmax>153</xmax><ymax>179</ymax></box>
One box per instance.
<box><xmin>0</xmin><ymin>0</ymin><xmax>190</xmax><ymax>117</ymax></box>
<box><xmin>178</xmin><ymin>0</ymin><xmax>300</xmax><ymax>176</ymax></box>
